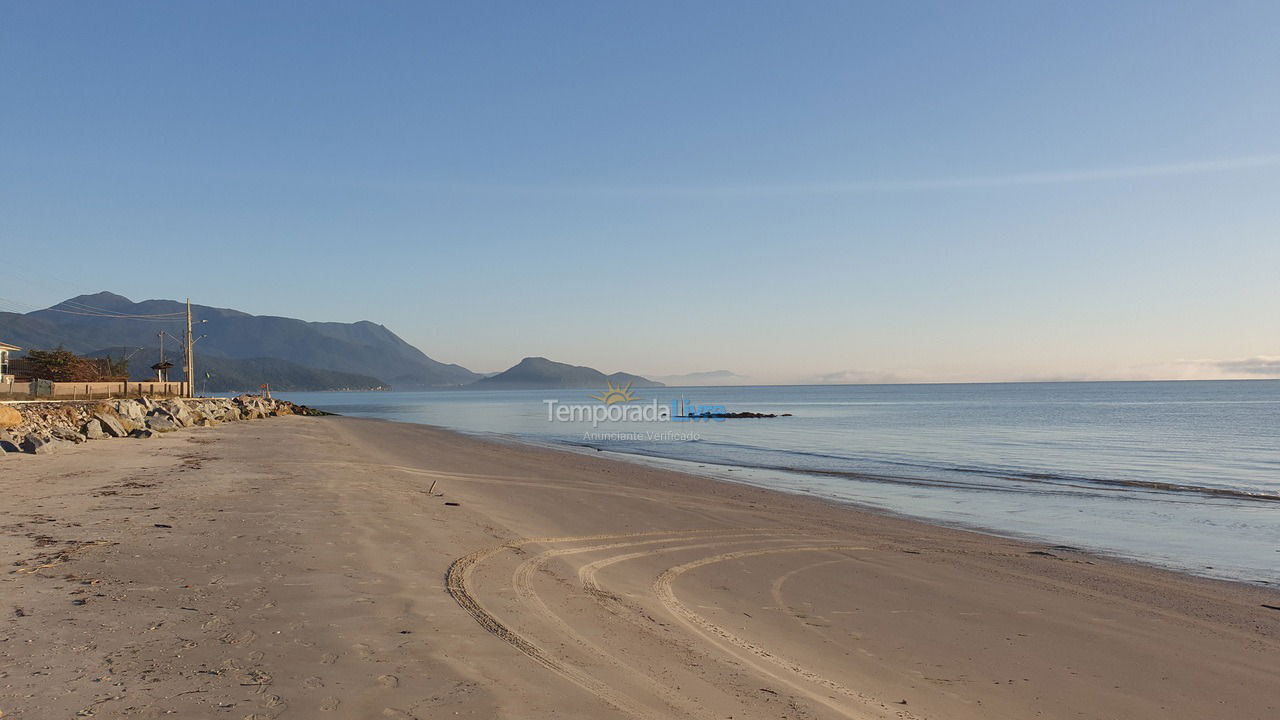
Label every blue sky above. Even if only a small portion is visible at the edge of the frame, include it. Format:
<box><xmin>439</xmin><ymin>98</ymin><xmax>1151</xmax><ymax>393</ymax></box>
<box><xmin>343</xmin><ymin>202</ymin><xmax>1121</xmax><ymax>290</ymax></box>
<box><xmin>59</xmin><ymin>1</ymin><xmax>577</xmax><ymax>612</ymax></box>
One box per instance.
<box><xmin>3</xmin><ymin>1</ymin><xmax>1278</xmax><ymax>382</ymax></box>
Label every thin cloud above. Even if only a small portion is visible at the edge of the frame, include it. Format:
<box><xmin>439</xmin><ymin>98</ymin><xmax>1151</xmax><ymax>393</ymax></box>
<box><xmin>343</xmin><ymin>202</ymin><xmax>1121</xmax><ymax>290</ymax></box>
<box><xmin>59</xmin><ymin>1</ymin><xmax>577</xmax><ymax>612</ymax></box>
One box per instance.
<box><xmin>792</xmin><ymin>357</ymin><xmax>1280</xmax><ymax>385</ymax></box>
<box><xmin>375</xmin><ymin>153</ymin><xmax>1280</xmax><ymax>198</ymax></box>
<box><xmin>1208</xmin><ymin>356</ymin><xmax>1280</xmax><ymax>377</ymax></box>
<box><xmin>1007</xmin><ymin>357</ymin><xmax>1280</xmax><ymax>382</ymax></box>
<box><xmin>595</xmin><ymin>153</ymin><xmax>1280</xmax><ymax>197</ymax></box>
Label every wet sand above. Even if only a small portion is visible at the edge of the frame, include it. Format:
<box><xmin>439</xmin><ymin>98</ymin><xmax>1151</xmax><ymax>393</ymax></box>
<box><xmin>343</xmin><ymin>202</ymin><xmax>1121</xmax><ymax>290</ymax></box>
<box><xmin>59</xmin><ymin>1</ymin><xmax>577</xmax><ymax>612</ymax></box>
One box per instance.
<box><xmin>1</xmin><ymin>416</ymin><xmax>1276</xmax><ymax>719</ymax></box>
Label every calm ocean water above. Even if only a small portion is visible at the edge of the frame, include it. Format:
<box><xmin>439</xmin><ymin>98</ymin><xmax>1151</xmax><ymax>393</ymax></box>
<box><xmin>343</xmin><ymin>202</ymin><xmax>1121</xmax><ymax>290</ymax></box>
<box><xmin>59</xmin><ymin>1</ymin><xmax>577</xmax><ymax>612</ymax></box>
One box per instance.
<box><xmin>278</xmin><ymin>381</ymin><xmax>1280</xmax><ymax>585</ymax></box>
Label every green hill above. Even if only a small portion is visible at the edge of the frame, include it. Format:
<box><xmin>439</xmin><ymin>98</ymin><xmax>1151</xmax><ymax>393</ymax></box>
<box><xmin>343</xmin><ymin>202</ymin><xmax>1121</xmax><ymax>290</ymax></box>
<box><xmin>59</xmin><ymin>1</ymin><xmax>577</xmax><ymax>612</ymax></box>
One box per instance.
<box><xmin>88</xmin><ymin>348</ymin><xmax>387</xmax><ymax>393</ymax></box>
<box><xmin>0</xmin><ymin>292</ymin><xmax>479</xmax><ymax>389</ymax></box>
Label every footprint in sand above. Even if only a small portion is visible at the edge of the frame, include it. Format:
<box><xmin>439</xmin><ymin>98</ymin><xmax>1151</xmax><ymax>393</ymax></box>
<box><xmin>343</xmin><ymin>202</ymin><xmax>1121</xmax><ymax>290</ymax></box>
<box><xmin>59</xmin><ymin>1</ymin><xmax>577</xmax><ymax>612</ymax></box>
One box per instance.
<box><xmin>303</xmin><ymin>676</ymin><xmax>325</xmax><ymax>689</ymax></box>
<box><xmin>382</xmin><ymin>709</ymin><xmax>415</xmax><ymax>719</ymax></box>
<box><xmin>319</xmin><ymin>697</ymin><xmax>340</xmax><ymax>711</ymax></box>
<box><xmin>202</xmin><ymin>615</ymin><xmax>229</xmax><ymax>631</ymax></box>
<box><xmin>319</xmin><ymin>652</ymin><xmax>338</xmax><ymax>664</ymax></box>
<box><xmin>260</xmin><ymin>694</ymin><xmax>287</xmax><ymax>709</ymax></box>
<box><xmin>378</xmin><ymin>674</ymin><xmax>399</xmax><ymax>688</ymax></box>
<box><xmin>223</xmin><ymin>630</ymin><xmax>258</xmax><ymax>645</ymax></box>
<box><xmin>353</xmin><ymin>643</ymin><xmax>375</xmax><ymax>660</ymax></box>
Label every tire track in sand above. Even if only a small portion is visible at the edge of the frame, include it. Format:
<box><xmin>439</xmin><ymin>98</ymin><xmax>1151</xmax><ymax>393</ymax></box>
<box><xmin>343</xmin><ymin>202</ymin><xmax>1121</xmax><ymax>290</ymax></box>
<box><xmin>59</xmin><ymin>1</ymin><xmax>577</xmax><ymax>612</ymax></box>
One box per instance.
<box><xmin>653</xmin><ymin>545</ymin><xmax>923</xmax><ymax>720</ymax></box>
<box><xmin>510</xmin><ymin>532</ymin><xmax>811</xmax><ymax>718</ymax></box>
<box><xmin>769</xmin><ymin>557</ymin><xmax>980</xmax><ymax>707</ymax></box>
<box><xmin>306</xmin><ymin>461</ymin><xmax>767</xmax><ymax>521</ymax></box>
<box><xmin>769</xmin><ymin>557</ymin><xmax>858</xmax><ymax>631</ymax></box>
<box><xmin>445</xmin><ymin>529</ymin><xmax>744</xmax><ymax>718</ymax></box>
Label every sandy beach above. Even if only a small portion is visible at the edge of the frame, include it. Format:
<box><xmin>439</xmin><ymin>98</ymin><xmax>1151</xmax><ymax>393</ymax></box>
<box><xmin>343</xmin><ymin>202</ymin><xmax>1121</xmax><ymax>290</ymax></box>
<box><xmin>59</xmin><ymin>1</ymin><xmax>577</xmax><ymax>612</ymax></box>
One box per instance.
<box><xmin>1</xmin><ymin>415</ymin><xmax>1276</xmax><ymax>720</ymax></box>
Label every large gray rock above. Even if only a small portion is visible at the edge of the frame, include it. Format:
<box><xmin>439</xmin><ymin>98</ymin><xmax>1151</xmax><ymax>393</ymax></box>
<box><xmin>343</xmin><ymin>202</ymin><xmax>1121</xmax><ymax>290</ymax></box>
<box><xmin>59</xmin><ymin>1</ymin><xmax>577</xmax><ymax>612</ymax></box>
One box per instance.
<box><xmin>129</xmin><ymin>428</ymin><xmax>155</xmax><ymax>439</ymax></box>
<box><xmin>94</xmin><ymin>413</ymin><xmax>128</xmax><ymax>438</ymax></box>
<box><xmin>113</xmin><ymin>400</ymin><xmax>146</xmax><ymax>424</ymax></box>
<box><xmin>157</xmin><ymin>400</ymin><xmax>193</xmax><ymax>427</ymax></box>
<box><xmin>147</xmin><ymin>408</ymin><xmax>177</xmax><ymax>427</ymax></box>
<box><xmin>146</xmin><ymin>415</ymin><xmax>178</xmax><ymax>432</ymax></box>
<box><xmin>121</xmin><ymin>399</ymin><xmax>146</xmax><ymax>422</ymax></box>
<box><xmin>82</xmin><ymin>419</ymin><xmax>107</xmax><ymax>440</ymax></box>
<box><xmin>0</xmin><ymin>430</ymin><xmax>19</xmax><ymax>453</ymax></box>
<box><xmin>20</xmin><ymin>434</ymin><xmax>56</xmax><ymax>455</ymax></box>
<box><xmin>50</xmin><ymin>426</ymin><xmax>86</xmax><ymax>444</ymax></box>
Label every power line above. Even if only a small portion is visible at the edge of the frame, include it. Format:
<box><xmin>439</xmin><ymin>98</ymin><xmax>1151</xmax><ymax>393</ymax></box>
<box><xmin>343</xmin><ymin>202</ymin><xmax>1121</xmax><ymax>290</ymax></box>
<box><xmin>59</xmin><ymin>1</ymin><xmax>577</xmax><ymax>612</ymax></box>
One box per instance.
<box><xmin>59</xmin><ymin>299</ymin><xmax>139</xmax><ymax>316</ymax></box>
<box><xmin>48</xmin><ymin>298</ymin><xmax>186</xmax><ymax>319</ymax></box>
<box><xmin>56</xmin><ymin>299</ymin><xmax>185</xmax><ymax>316</ymax></box>
<box><xmin>0</xmin><ymin>293</ymin><xmax>186</xmax><ymax>319</ymax></box>
<box><xmin>0</xmin><ymin>296</ymin><xmax>38</xmax><ymax>314</ymax></box>
<box><xmin>46</xmin><ymin>308</ymin><xmax>185</xmax><ymax>321</ymax></box>
<box><xmin>58</xmin><ymin>299</ymin><xmax>185</xmax><ymax>318</ymax></box>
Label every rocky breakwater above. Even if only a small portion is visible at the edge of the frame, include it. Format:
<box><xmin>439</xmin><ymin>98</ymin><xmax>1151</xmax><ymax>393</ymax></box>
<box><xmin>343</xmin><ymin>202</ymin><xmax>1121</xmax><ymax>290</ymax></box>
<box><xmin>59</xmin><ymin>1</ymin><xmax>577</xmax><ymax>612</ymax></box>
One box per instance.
<box><xmin>0</xmin><ymin>396</ymin><xmax>329</xmax><ymax>456</ymax></box>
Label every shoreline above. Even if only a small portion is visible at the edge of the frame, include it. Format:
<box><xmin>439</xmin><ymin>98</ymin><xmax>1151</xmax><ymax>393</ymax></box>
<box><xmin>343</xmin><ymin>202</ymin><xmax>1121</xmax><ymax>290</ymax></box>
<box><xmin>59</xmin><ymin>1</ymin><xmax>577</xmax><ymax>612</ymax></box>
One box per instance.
<box><xmin>594</xmin><ymin>449</ymin><xmax>1280</xmax><ymax>587</ymax></box>
<box><xmin>272</xmin><ymin>380</ymin><xmax>1280</xmax><ymax>588</ymax></box>
<box><xmin>370</xmin><ymin>420</ymin><xmax>1280</xmax><ymax>589</ymax></box>
<box><xmin>2</xmin><ymin>415</ymin><xmax>1276</xmax><ymax>719</ymax></box>
<box><xmin>481</xmin><ymin>423</ymin><xmax>1280</xmax><ymax>590</ymax></box>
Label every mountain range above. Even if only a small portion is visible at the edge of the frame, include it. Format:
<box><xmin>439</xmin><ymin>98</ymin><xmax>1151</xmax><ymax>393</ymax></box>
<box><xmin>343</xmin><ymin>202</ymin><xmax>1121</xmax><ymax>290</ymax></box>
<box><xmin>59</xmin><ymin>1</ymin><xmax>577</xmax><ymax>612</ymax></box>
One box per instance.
<box><xmin>0</xmin><ymin>293</ymin><xmax>664</xmax><ymax>392</ymax></box>
<box><xmin>0</xmin><ymin>292</ymin><xmax>475</xmax><ymax>390</ymax></box>
<box><xmin>84</xmin><ymin>348</ymin><xmax>387</xmax><ymax>393</ymax></box>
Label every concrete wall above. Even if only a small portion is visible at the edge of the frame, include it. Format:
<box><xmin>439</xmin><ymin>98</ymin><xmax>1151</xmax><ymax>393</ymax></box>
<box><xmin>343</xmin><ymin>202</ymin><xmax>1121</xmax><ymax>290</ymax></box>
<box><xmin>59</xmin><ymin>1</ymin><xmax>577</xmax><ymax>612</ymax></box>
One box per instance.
<box><xmin>0</xmin><ymin>378</ymin><xmax>28</xmax><ymax>400</ymax></box>
<box><xmin>0</xmin><ymin>380</ymin><xmax>187</xmax><ymax>401</ymax></box>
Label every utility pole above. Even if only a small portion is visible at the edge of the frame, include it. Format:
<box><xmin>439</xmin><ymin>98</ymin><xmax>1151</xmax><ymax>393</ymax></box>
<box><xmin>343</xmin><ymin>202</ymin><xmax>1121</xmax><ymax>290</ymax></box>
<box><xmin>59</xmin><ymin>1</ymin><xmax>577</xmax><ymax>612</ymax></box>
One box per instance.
<box><xmin>185</xmin><ymin>298</ymin><xmax>195</xmax><ymax>397</ymax></box>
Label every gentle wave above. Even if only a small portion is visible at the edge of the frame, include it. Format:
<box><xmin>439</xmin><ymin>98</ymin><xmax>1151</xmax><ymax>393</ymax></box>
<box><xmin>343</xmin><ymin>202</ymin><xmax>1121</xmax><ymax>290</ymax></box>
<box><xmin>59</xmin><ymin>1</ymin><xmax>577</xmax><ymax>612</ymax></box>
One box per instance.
<box><xmin>569</xmin><ymin>437</ymin><xmax>1280</xmax><ymax>504</ymax></box>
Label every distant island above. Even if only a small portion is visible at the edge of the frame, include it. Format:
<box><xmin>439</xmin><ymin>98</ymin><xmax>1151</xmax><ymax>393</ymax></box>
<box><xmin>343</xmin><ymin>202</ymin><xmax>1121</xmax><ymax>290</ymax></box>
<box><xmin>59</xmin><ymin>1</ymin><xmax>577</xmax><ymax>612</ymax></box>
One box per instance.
<box><xmin>677</xmin><ymin>410</ymin><xmax>790</xmax><ymax>419</ymax></box>
<box><xmin>471</xmin><ymin>357</ymin><xmax>664</xmax><ymax>390</ymax></box>
<box><xmin>653</xmin><ymin>370</ymin><xmax>746</xmax><ymax>386</ymax></box>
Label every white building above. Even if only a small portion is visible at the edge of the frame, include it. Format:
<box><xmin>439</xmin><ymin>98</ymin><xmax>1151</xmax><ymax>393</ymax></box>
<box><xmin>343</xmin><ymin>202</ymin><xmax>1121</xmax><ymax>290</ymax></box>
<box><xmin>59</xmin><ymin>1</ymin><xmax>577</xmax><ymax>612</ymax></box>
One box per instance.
<box><xmin>0</xmin><ymin>341</ymin><xmax>18</xmax><ymax>384</ymax></box>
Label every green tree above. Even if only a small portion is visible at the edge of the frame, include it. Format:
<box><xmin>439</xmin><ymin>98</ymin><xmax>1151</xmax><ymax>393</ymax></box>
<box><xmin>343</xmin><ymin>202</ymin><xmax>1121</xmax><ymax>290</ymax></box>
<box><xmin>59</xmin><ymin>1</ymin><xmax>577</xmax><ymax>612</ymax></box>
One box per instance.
<box><xmin>21</xmin><ymin>347</ymin><xmax>102</xmax><ymax>382</ymax></box>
